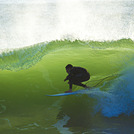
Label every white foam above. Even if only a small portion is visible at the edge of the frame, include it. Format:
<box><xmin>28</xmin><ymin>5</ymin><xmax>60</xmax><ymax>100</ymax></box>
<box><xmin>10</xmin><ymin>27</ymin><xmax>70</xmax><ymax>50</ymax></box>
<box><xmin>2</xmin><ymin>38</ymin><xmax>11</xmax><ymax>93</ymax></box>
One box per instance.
<box><xmin>0</xmin><ymin>0</ymin><xmax>133</xmax><ymax>49</ymax></box>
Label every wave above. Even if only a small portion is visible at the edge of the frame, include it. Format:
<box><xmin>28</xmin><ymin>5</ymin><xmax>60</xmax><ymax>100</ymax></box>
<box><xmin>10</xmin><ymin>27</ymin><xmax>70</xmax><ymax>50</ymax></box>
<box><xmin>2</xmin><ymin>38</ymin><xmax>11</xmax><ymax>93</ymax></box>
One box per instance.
<box><xmin>0</xmin><ymin>39</ymin><xmax>134</xmax><ymax>71</ymax></box>
<box><xmin>0</xmin><ymin>37</ymin><xmax>134</xmax><ymax>127</ymax></box>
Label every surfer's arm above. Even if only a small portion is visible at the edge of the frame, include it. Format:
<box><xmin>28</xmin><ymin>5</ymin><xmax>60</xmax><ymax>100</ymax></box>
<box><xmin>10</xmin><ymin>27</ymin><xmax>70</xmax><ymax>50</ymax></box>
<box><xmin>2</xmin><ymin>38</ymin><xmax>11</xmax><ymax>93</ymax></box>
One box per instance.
<box><xmin>64</xmin><ymin>75</ymin><xmax>69</xmax><ymax>81</ymax></box>
<box><xmin>64</xmin><ymin>68</ymin><xmax>77</xmax><ymax>81</ymax></box>
<box><xmin>64</xmin><ymin>73</ymin><xmax>74</xmax><ymax>81</ymax></box>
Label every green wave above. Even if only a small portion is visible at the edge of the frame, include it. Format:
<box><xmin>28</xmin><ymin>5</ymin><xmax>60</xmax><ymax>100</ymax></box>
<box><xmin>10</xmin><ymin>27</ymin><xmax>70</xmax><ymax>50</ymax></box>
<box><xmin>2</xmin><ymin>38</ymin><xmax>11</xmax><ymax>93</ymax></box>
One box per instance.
<box><xmin>0</xmin><ymin>38</ymin><xmax>134</xmax><ymax>133</ymax></box>
<box><xmin>0</xmin><ymin>38</ymin><xmax>134</xmax><ymax>71</ymax></box>
<box><xmin>0</xmin><ymin>38</ymin><xmax>134</xmax><ymax>95</ymax></box>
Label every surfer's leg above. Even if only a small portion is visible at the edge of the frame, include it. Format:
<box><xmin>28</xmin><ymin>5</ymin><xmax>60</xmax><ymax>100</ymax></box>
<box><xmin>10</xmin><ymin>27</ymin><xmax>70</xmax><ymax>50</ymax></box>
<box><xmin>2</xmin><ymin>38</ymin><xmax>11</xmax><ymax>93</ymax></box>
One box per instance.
<box><xmin>72</xmin><ymin>75</ymin><xmax>89</xmax><ymax>88</ymax></box>
<box><xmin>69</xmin><ymin>82</ymin><xmax>72</xmax><ymax>90</ymax></box>
<box><xmin>74</xmin><ymin>82</ymin><xmax>88</xmax><ymax>88</ymax></box>
<box><xmin>81</xmin><ymin>73</ymin><xmax>90</xmax><ymax>82</ymax></box>
<box><xmin>65</xmin><ymin>80</ymin><xmax>73</xmax><ymax>93</ymax></box>
<box><xmin>75</xmin><ymin>73</ymin><xmax>90</xmax><ymax>88</ymax></box>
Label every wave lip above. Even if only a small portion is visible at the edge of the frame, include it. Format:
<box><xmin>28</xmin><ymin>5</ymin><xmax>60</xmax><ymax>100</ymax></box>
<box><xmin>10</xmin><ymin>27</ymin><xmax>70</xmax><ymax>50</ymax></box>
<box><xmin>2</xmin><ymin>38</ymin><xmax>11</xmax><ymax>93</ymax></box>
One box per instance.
<box><xmin>0</xmin><ymin>39</ymin><xmax>134</xmax><ymax>71</ymax></box>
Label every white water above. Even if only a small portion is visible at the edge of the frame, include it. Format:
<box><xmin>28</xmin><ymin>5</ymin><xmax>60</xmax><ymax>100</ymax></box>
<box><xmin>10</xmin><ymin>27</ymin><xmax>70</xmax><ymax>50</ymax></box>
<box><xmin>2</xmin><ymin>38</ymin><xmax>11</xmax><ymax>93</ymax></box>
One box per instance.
<box><xmin>93</xmin><ymin>64</ymin><xmax>134</xmax><ymax>117</ymax></box>
<box><xmin>0</xmin><ymin>0</ymin><xmax>134</xmax><ymax>49</ymax></box>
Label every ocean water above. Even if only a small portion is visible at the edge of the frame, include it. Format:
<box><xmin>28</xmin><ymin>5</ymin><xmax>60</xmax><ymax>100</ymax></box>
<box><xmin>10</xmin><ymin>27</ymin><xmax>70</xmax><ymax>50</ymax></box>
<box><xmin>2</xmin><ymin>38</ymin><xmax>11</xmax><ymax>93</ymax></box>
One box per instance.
<box><xmin>0</xmin><ymin>0</ymin><xmax>134</xmax><ymax>134</ymax></box>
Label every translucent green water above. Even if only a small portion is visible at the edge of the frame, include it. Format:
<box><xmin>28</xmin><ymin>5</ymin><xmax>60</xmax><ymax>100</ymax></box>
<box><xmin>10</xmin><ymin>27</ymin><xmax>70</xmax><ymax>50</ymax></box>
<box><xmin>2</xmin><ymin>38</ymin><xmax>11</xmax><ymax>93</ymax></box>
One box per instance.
<box><xmin>0</xmin><ymin>39</ymin><xmax>134</xmax><ymax>133</ymax></box>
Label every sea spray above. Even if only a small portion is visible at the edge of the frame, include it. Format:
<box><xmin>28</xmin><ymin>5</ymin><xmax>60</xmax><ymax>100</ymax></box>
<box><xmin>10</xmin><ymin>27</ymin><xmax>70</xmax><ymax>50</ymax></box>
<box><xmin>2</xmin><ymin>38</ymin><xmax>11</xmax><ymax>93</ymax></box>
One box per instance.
<box><xmin>92</xmin><ymin>63</ymin><xmax>134</xmax><ymax>117</ymax></box>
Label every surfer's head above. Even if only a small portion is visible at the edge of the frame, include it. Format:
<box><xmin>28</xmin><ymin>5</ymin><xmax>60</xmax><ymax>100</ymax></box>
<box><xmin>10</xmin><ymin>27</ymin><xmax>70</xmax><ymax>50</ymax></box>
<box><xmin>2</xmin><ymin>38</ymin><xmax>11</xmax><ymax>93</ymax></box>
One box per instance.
<box><xmin>65</xmin><ymin>64</ymin><xmax>73</xmax><ymax>74</ymax></box>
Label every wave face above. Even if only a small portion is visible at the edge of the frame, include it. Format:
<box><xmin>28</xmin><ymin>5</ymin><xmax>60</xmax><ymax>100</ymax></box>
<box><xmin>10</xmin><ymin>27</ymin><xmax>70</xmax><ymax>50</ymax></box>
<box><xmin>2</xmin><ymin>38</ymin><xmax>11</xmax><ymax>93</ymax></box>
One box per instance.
<box><xmin>0</xmin><ymin>39</ymin><xmax>134</xmax><ymax>134</ymax></box>
<box><xmin>0</xmin><ymin>0</ymin><xmax>134</xmax><ymax>50</ymax></box>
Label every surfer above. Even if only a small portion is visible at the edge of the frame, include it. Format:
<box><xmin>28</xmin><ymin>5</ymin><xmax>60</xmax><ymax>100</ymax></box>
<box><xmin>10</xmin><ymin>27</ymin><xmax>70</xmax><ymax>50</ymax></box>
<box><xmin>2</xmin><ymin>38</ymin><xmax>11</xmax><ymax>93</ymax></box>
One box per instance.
<box><xmin>64</xmin><ymin>64</ymin><xmax>90</xmax><ymax>93</ymax></box>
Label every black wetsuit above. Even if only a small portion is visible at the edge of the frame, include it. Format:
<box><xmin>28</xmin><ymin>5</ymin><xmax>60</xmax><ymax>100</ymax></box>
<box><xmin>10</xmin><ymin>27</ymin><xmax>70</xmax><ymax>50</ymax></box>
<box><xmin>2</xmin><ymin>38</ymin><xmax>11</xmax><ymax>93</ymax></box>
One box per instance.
<box><xmin>65</xmin><ymin>67</ymin><xmax>90</xmax><ymax>89</ymax></box>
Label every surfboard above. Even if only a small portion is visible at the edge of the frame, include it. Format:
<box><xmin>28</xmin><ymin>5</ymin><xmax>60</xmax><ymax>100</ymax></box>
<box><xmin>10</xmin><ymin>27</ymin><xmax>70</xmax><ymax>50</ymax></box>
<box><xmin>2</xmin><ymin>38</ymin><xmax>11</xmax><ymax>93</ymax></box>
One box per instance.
<box><xmin>46</xmin><ymin>92</ymin><xmax>77</xmax><ymax>97</ymax></box>
<box><xmin>46</xmin><ymin>89</ymin><xmax>90</xmax><ymax>97</ymax></box>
